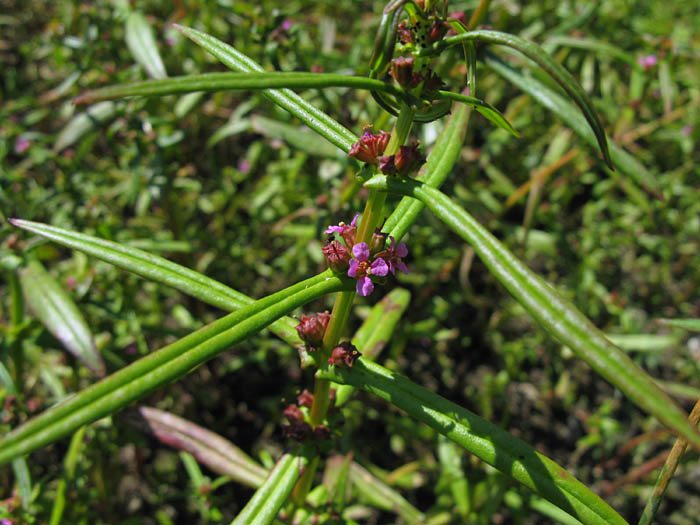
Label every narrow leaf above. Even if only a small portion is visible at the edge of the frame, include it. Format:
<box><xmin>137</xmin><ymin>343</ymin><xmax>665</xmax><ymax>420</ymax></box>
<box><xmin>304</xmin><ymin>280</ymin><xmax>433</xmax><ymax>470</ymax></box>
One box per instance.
<box><xmin>319</xmin><ymin>359</ymin><xmax>629</xmax><ymax>525</ymax></box>
<box><xmin>349</xmin><ymin>461</ymin><xmax>425</xmax><ymax>523</ymax></box>
<box><xmin>75</xmin><ymin>72</ymin><xmax>414</xmax><ymax>107</ymax></box>
<box><xmin>125</xmin><ymin>406</ymin><xmax>267</xmax><ymax>488</ymax></box>
<box><xmin>125</xmin><ymin>11</ymin><xmax>167</xmax><ymax>79</ymax></box>
<box><xmin>363</xmin><ymin>175</ymin><xmax>700</xmax><ymax>451</ymax></box>
<box><xmin>420</xmin><ymin>30</ymin><xmax>613</xmax><ymax>168</ymax></box>
<box><xmin>484</xmin><ymin>54</ymin><xmax>662</xmax><ymax>198</ymax></box>
<box><xmin>174</xmin><ymin>24</ymin><xmax>357</xmax><ymax>153</ymax></box>
<box><xmin>53</xmin><ymin>101</ymin><xmax>117</xmax><ymax>152</ymax></box>
<box><xmin>20</xmin><ymin>260</ymin><xmax>104</xmax><ymax>377</ymax></box>
<box><xmin>9</xmin><ymin>219</ymin><xmax>302</xmax><ymax>347</ymax></box>
<box><xmin>49</xmin><ymin>426</ymin><xmax>87</xmax><ymax>525</ymax></box>
<box><xmin>657</xmin><ymin>318</ymin><xmax>700</xmax><ymax>332</ymax></box>
<box><xmin>436</xmin><ymin>89</ymin><xmax>519</xmax><ymax>136</ymax></box>
<box><xmin>232</xmin><ymin>453</ymin><xmax>308</xmax><ymax>525</ymax></box>
<box><xmin>0</xmin><ymin>273</ymin><xmax>350</xmax><ymax>465</ymax></box>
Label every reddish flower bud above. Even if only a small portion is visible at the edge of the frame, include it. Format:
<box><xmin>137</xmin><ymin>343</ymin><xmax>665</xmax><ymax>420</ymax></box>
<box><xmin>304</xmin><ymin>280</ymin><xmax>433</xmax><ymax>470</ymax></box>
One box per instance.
<box><xmin>423</xmin><ymin>70</ymin><xmax>446</xmax><ymax>92</ymax></box>
<box><xmin>428</xmin><ymin>20</ymin><xmax>448</xmax><ymax>43</ymax></box>
<box><xmin>283</xmin><ymin>404</ymin><xmax>304</xmax><ymax>422</ymax></box>
<box><xmin>328</xmin><ymin>341</ymin><xmax>361</xmax><ymax>368</ymax></box>
<box><xmin>397</xmin><ymin>21</ymin><xmax>413</xmax><ymax>44</ymax></box>
<box><xmin>295</xmin><ymin>312</ymin><xmax>331</xmax><ymax>349</ymax></box>
<box><xmin>348</xmin><ymin>130</ymin><xmax>391</xmax><ymax>164</ymax></box>
<box><xmin>394</xmin><ymin>144</ymin><xmax>423</xmax><ymax>175</ymax></box>
<box><xmin>283</xmin><ymin>420</ymin><xmax>311</xmax><ymax>441</ymax></box>
<box><xmin>297</xmin><ymin>389</ymin><xmax>314</xmax><ymax>408</ymax></box>
<box><xmin>378</xmin><ymin>155</ymin><xmax>396</xmax><ymax>175</ymax></box>
<box><xmin>369</xmin><ymin>228</ymin><xmax>388</xmax><ymax>255</ymax></box>
<box><xmin>322</xmin><ymin>240</ymin><xmax>351</xmax><ymax>272</ymax></box>
<box><xmin>312</xmin><ymin>425</ymin><xmax>331</xmax><ymax>441</ymax></box>
<box><xmin>390</xmin><ymin>57</ymin><xmax>421</xmax><ymax>88</ymax></box>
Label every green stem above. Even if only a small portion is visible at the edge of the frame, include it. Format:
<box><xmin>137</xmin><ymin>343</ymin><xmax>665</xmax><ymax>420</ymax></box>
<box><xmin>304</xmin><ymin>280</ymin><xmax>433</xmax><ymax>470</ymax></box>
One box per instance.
<box><xmin>301</xmin><ymin>102</ymin><xmax>417</xmax><ymax>504</ymax></box>
<box><xmin>9</xmin><ymin>271</ymin><xmax>24</xmax><ymax>392</ymax></box>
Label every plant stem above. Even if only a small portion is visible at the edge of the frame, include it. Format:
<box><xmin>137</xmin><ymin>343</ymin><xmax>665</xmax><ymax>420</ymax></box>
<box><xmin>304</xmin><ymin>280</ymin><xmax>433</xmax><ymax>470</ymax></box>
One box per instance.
<box><xmin>9</xmin><ymin>271</ymin><xmax>24</xmax><ymax>392</ymax></box>
<box><xmin>299</xmin><ymin>102</ymin><xmax>417</xmax><ymax>503</ymax></box>
<box><xmin>638</xmin><ymin>398</ymin><xmax>700</xmax><ymax>525</ymax></box>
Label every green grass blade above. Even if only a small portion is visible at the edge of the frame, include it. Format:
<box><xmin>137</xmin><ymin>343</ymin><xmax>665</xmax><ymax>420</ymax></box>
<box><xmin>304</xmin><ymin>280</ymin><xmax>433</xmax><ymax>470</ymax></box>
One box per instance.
<box><xmin>231</xmin><ymin>453</ymin><xmax>307</xmax><ymax>525</ymax></box>
<box><xmin>318</xmin><ymin>359</ymin><xmax>628</xmax><ymax>525</ymax></box>
<box><xmin>543</xmin><ymin>36</ymin><xmax>637</xmax><ymax>67</ymax></box>
<box><xmin>174</xmin><ymin>25</ymin><xmax>357</xmax><ymax>153</ymax></box>
<box><xmin>363</xmin><ymin>175</ymin><xmax>700</xmax><ymax>451</ymax></box>
<box><xmin>383</xmin><ymin>101</ymin><xmax>471</xmax><ymax>243</ymax></box>
<box><xmin>9</xmin><ymin>219</ymin><xmax>301</xmax><ymax>347</ymax></box>
<box><xmin>125</xmin><ymin>11</ymin><xmax>167</xmax><ymax>79</ymax></box>
<box><xmin>657</xmin><ymin>318</ymin><xmax>700</xmax><ymax>332</ymax></box>
<box><xmin>20</xmin><ymin>259</ymin><xmax>105</xmax><ymax>377</ymax></box>
<box><xmin>53</xmin><ymin>101</ymin><xmax>117</xmax><ymax>152</ymax></box>
<box><xmin>420</xmin><ymin>30</ymin><xmax>612</xmax><ymax>168</ymax></box>
<box><xmin>49</xmin><ymin>426</ymin><xmax>87</xmax><ymax>525</ymax></box>
<box><xmin>0</xmin><ymin>273</ymin><xmax>351</xmax><ymax>465</ymax></box>
<box><xmin>349</xmin><ymin>461</ymin><xmax>425</xmax><ymax>523</ymax></box>
<box><xmin>484</xmin><ymin>54</ymin><xmax>662</xmax><ymax>198</ymax></box>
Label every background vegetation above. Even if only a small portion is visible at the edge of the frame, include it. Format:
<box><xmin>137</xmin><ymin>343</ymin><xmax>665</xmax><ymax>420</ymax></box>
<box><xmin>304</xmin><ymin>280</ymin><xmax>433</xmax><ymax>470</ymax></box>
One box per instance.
<box><xmin>1</xmin><ymin>0</ymin><xmax>699</xmax><ymax>523</ymax></box>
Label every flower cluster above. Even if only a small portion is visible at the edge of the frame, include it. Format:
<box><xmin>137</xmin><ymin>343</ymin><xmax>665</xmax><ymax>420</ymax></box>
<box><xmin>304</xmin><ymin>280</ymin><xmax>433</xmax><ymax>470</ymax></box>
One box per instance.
<box><xmin>281</xmin><ymin>392</ymin><xmax>331</xmax><ymax>442</ymax></box>
<box><xmin>295</xmin><ymin>312</ymin><xmax>330</xmax><ymax>352</ymax></box>
<box><xmin>323</xmin><ymin>215</ymin><xmax>409</xmax><ymax>296</ymax></box>
<box><xmin>348</xmin><ymin>130</ymin><xmax>391</xmax><ymax>164</ymax></box>
<box><xmin>328</xmin><ymin>341</ymin><xmax>361</xmax><ymax>367</ymax></box>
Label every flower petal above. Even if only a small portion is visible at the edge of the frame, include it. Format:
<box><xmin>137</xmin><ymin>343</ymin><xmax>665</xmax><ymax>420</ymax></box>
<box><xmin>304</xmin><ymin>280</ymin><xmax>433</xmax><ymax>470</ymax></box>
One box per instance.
<box><xmin>396</xmin><ymin>261</ymin><xmax>409</xmax><ymax>274</ymax></box>
<box><xmin>357</xmin><ymin>276</ymin><xmax>374</xmax><ymax>296</ymax></box>
<box><xmin>350</xmin><ymin>212</ymin><xmax>360</xmax><ymax>227</ymax></box>
<box><xmin>395</xmin><ymin>242</ymin><xmax>408</xmax><ymax>258</ymax></box>
<box><xmin>347</xmin><ymin>259</ymin><xmax>360</xmax><ymax>278</ymax></box>
<box><xmin>370</xmin><ymin>257</ymin><xmax>389</xmax><ymax>277</ymax></box>
<box><xmin>352</xmin><ymin>242</ymin><xmax>370</xmax><ymax>261</ymax></box>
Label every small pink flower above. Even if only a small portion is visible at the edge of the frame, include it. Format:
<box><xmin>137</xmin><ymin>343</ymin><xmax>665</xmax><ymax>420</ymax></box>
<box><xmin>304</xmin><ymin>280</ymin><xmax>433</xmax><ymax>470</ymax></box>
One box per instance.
<box><xmin>14</xmin><ymin>136</ymin><xmax>30</xmax><ymax>154</ymax></box>
<box><xmin>637</xmin><ymin>54</ymin><xmax>657</xmax><ymax>71</ymax></box>
<box><xmin>348</xmin><ymin>243</ymin><xmax>389</xmax><ymax>296</ymax></box>
<box><xmin>325</xmin><ymin>212</ymin><xmax>359</xmax><ymax>247</ymax></box>
<box><xmin>385</xmin><ymin>236</ymin><xmax>409</xmax><ymax>275</ymax></box>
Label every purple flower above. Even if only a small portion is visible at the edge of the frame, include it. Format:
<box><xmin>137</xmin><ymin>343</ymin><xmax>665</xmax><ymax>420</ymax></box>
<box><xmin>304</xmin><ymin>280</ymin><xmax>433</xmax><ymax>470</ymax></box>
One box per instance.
<box><xmin>14</xmin><ymin>136</ymin><xmax>30</xmax><ymax>154</ymax></box>
<box><xmin>348</xmin><ymin>242</ymin><xmax>389</xmax><ymax>296</ymax></box>
<box><xmin>386</xmin><ymin>236</ymin><xmax>409</xmax><ymax>275</ymax></box>
<box><xmin>637</xmin><ymin>54</ymin><xmax>658</xmax><ymax>71</ymax></box>
<box><xmin>325</xmin><ymin>212</ymin><xmax>359</xmax><ymax>247</ymax></box>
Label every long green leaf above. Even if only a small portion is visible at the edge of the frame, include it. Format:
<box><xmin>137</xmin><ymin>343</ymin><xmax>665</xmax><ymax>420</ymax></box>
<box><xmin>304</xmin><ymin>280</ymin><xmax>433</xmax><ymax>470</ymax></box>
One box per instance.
<box><xmin>0</xmin><ymin>273</ymin><xmax>351</xmax><ymax>465</ymax></box>
<box><xmin>72</xmin><ymin>70</ymin><xmax>516</xmax><ymax>137</ymax></box>
<box><xmin>9</xmin><ymin>219</ymin><xmax>301</xmax><ymax>347</ymax></box>
<box><xmin>174</xmin><ymin>25</ymin><xmax>357</xmax><ymax>153</ymax></box>
<box><xmin>363</xmin><ymin>174</ymin><xmax>700</xmax><ymax>451</ymax></box>
<box><xmin>125</xmin><ymin>11</ymin><xmax>167</xmax><ymax>79</ymax></box>
<box><xmin>232</xmin><ymin>453</ymin><xmax>308</xmax><ymax>525</ymax></box>
<box><xmin>75</xmin><ymin>72</ymin><xmax>414</xmax><ymax>106</ymax></box>
<box><xmin>53</xmin><ymin>101</ymin><xmax>117</xmax><ymax>152</ymax></box>
<box><xmin>435</xmin><ymin>90</ymin><xmax>518</xmax><ymax>136</ymax></box>
<box><xmin>484</xmin><ymin>54</ymin><xmax>662</xmax><ymax>198</ymax></box>
<box><xmin>318</xmin><ymin>359</ymin><xmax>628</xmax><ymax>525</ymax></box>
<box><xmin>419</xmin><ymin>30</ymin><xmax>613</xmax><ymax>168</ymax></box>
<box><xmin>20</xmin><ymin>260</ymin><xmax>104</xmax><ymax>377</ymax></box>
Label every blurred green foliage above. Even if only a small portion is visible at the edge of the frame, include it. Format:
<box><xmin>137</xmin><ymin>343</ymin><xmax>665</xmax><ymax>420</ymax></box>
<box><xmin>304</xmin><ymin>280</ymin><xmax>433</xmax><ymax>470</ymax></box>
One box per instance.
<box><xmin>1</xmin><ymin>0</ymin><xmax>699</xmax><ymax>523</ymax></box>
